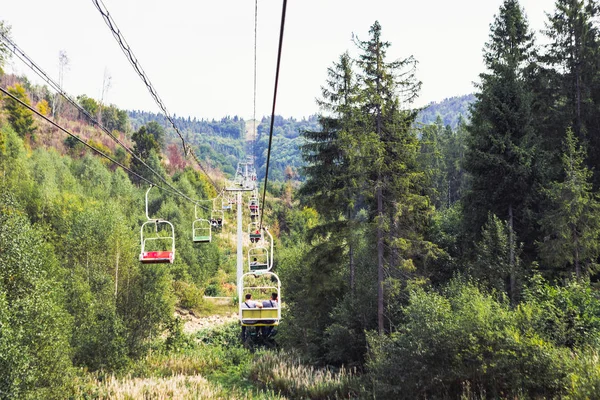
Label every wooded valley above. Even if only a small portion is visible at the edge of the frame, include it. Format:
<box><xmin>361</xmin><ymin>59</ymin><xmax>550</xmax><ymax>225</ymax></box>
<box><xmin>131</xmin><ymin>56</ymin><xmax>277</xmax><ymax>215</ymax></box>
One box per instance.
<box><xmin>2</xmin><ymin>0</ymin><xmax>600</xmax><ymax>398</ymax></box>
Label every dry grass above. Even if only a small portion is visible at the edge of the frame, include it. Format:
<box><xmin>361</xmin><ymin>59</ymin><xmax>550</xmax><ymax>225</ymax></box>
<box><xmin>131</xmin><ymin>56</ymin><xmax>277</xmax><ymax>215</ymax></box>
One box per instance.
<box><xmin>73</xmin><ymin>372</ymin><xmax>282</xmax><ymax>400</ymax></box>
<box><xmin>74</xmin><ymin>374</ymin><xmax>221</xmax><ymax>399</ymax></box>
<box><xmin>250</xmin><ymin>352</ymin><xmax>359</xmax><ymax>400</ymax></box>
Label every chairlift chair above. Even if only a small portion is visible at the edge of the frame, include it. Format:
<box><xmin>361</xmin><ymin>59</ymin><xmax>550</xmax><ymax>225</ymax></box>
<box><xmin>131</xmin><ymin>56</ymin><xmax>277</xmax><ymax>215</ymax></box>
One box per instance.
<box><xmin>249</xmin><ymin>198</ymin><xmax>259</xmax><ymax>214</ymax></box>
<box><xmin>239</xmin><ymin>271</ymin><xmax>281</xmax><ymax>327</ymax></box>
<box><xmin>248</xmin><ymin>246</ymin><xmax>269</xmax><ymax>272</ymax></box>
<box><xmin>248</xmin><ymin>223</ymin><xmax>262</xmax><ymax>243</ymax></box>
<box><xmin>222</xmin><ymin>197</ymin><xmax>232</xmax><ymax>211</ymax></box>
<box><xmin>210</xmin><ymin>209</ymin><xmax>224</xmax><ymax>229</ymax></box>
<box><xmin>192</xmin><ymin>202</ymin><xmax>212</xmax><ymax>243</ymax></box>
<box><xmin>139</xmin><ymin>186</ymin><xmax>175</xmax><ymax>264</ymax></box>
<box><xmin>192</xmin><ymin>218</ymin><xmax>211</xmax><ymax>243</ymax></box>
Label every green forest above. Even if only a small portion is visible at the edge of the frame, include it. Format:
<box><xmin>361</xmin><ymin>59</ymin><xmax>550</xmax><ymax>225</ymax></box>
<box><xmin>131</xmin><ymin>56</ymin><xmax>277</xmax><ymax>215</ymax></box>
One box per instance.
<box><xmin>3</xmin><ymin>0</ymin><xmax>600</xmax><ymax>398</ymax></box>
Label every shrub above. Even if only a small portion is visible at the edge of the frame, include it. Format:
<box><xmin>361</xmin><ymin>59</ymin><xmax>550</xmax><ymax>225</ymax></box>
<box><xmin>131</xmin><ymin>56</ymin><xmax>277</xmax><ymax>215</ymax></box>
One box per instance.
<box><xmin>522</xmin><ymin>274</ymin><xmax>600</xmax><ymax>348</ymax></box>
<box><xmin>367</xmin><ymin>279</ymin><xmax>566</xmax><ymax>399</ymax></box>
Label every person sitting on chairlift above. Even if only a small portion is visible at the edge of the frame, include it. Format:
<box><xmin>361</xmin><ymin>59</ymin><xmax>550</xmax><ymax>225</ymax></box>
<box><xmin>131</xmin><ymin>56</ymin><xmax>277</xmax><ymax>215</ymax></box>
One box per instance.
<box><xmin>250</xmin><ymin>257</ymin><xmax>258</xmax><ymax>266</ymax></box>
<box><xmin>241</xmin><ymin>293</ymin><xmax>262</xmax><ymax>340</ymax></box>
<box><xmin>261</xmin><ymin>293</ymin><xmax>278</xmax><ymax>336</ymax></box>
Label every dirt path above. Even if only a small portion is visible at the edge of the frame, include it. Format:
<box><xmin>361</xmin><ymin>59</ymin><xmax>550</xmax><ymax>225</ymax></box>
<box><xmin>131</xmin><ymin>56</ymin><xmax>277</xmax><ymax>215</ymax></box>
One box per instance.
<box><xmin>175</xmin><ymin>307</ymin><xmax>238</xmax><ymax>334</ymax></box>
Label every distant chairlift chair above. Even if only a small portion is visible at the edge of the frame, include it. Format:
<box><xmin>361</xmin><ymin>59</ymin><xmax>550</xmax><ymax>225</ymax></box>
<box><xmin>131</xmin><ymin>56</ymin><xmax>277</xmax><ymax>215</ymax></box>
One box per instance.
<box><xmin>139</xmin><ymin>186</ymin><xmax>175</xmax><ymax>264</ymax></box>
<box><xmin>192</xmin><ymin>203</ymin><xmax>212</xmax><ymax>243</ymax></box>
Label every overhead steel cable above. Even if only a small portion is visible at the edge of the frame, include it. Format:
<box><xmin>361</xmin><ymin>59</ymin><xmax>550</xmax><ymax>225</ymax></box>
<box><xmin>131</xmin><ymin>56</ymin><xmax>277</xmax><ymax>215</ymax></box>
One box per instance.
<box><xmin>0</xmin><ymin>85</ymin><xmax>211</xmax><ymax>210</ymax></box>
<box><xmin>259</xmin><ymin>0</ymin><xmax>288</xmax><ymax>230</ymax></box>
<box><xmin>91</xmin><ymin>0</ymin><xmax>219</xmax><ymax>192</ymax></box>
<box><xmin>0</xmin><ymin>33</ymin><xmax>211</xmax><ymax>211</ymax></box>
<box><xmin>252</xmin><ymin>0</ymin><xmax>258</xmax><ymax>162</ymax></box>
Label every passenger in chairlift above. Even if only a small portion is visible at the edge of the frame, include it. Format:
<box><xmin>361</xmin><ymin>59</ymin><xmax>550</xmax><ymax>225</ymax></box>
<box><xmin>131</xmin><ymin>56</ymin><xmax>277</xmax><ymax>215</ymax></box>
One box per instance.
<box><xmin>241</xmin><ymin>293</ymin><xmax>262</xmax><ymax>340</ymax></box>
<box><xmin>262</xmin><ymin>293</ymin><xmax>278</xmax><ymax>337</ymax></box>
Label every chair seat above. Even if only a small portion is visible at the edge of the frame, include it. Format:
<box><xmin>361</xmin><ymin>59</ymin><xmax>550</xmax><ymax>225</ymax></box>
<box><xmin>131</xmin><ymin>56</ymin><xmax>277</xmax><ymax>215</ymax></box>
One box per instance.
<box><xmin>140</xmin><ymin>251</ymin><xmax>174</xmax><ymax>264</ymax></box>
<box><xmin>250</xmin><ymin>263</ymin><xmax>268</xmax><ymax>271</ymax></box>
<box><xmin>241</xmin><ymin>308</ymin><xmax>279</xmax><ymax>326</ymax></box>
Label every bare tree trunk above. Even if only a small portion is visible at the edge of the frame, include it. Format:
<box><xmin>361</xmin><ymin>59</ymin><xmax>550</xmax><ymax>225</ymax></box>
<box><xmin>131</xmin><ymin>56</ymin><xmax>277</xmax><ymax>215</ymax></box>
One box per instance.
<box><xmin>575</xmin><ymin>236</ymin><xmax>581</xmax><ymax>279</ymax></box>
<box><xmin>377</xmin><ymin>183</ymin><xmax>384</xmax><ymax>334</ymax></box>
<box><xmin>114</xmin><ymin>246</ymin><xmax>120</xmax><ymax>297</ymax></box>
<box><xmin>349</xmin><ymin>241</ymin><xmax>355</xmax><ymax>294</ymax></box>
<box><xmin>508</xmin><ymin>204</ymin><xmax>516</xmax><ymax>303</ymax></box>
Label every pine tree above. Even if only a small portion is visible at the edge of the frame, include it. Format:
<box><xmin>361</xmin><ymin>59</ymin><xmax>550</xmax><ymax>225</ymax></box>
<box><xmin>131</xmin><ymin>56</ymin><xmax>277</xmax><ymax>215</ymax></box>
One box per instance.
<box><xmin>300</xmin><ymin>52</ymin><xmax>358</xmax><ymax>220</ymax></box>
<box><xmin>443</xmin><ymin>117</ymin><xmax>467</xmax><ymax>207</ymax></box>
<box><xmin>537</xmin><ymin>128</ymin><xmax>600</xmax><ymax>278</ymax></box>
<box><xmin>355</xmin><ymin>21</ymin><xmax>435</xmax><ymax>333</ymax></box>
<box><xmin>419</xmin><ymin>116</ymin><xmax>447</xmax><ymax>210</ymax></box>
<box><xmin>463</xmin><ymin>0</ymin><xmax>537</xmax><ymax>300</ymax></box>
<box><xmin>543</xmin><ymin>0</ymin><xmax>600</xmax><ymax>185</ymax></box>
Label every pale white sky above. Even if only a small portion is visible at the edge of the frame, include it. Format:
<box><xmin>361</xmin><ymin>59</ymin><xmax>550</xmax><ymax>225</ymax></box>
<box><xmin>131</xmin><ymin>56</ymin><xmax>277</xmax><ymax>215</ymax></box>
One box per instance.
<box><xmin>3</xmin><ymin>0</ymin><xmax>556</xmax><ymax>120</ymax></box>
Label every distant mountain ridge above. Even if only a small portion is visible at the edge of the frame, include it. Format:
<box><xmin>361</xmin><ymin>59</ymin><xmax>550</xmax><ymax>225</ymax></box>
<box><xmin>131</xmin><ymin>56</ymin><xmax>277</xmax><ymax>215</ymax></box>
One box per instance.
<box><xmin>416</xmin><ymin>94</ymin><xmax>475</xmax><ymax>129</ymax></box>
<box><xmin>128</xmin><ymin>95</ymin><xmax>474</xmax><ymax>182</ymax></box>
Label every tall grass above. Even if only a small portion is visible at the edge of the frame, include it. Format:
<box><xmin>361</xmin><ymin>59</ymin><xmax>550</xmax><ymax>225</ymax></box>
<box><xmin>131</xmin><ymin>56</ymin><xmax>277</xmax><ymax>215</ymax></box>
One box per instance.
<box><xmin>250</xmin><ymin>351</ymin><xmax>359</xmax><ymax>399</ymax></box>
<box><xmin>72</xmin><ymin>373</ymin><xmax>225</xmax><ymax>399</ymax></box>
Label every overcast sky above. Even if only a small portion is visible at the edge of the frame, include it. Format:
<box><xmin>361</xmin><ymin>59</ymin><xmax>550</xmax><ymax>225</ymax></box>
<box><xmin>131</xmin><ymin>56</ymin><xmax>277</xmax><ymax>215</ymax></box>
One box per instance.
<box><xmin>3</xmin><ymin>0</ymin><xmax>556</xmax><ymax>120</ymax></box>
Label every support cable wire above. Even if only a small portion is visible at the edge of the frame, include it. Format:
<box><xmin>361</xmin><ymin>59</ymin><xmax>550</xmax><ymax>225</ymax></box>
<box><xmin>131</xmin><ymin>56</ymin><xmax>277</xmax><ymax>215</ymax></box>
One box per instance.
<box><xmin>91</xmin><ymin>0</ymin><xmax>219</xmax><ymax>191</ymax></box>
<box><xmin>259</xmin><ymin>0</ymin><xmax>288</xmax><ymax>230</ymax></box>
<box><xmin>0</xmin><ymin>33</ymin><xmax>209</xmax><ymax>212</ymax></box>
<box><xmin>252</xmin><ymin>0</ymin><xmax>258</xmax><ymax>162</ymax></box>
<box><xmin>0</xmin><ymin>86</ymin><xmax>208</xmax><ymax>208</ymax></box>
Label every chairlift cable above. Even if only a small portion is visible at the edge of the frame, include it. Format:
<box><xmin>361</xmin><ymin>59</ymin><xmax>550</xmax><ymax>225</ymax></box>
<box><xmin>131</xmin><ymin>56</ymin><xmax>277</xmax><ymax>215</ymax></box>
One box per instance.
<box><xmin>0</xmin><ymin>33</ymin><xmax>211</xmax><ymax>211</ymax></box>
<box><xmin>259</xmin><ymin>0</ymin><xmax>288</xmax><ymax>230</ymax></box>
<box><xmin>252</xmin><ymin>0</ymin><xmax>258</xmax><ymax>163</ymax></box>
<box><xmin>0</xmin><ymin>86</ymin><xmax>209</xmax><ymax>209</ymax></box>
<box><xmin>91</xmin><ymin>0</ymin><xmax>219</xmax><ymax>192</ymax></box>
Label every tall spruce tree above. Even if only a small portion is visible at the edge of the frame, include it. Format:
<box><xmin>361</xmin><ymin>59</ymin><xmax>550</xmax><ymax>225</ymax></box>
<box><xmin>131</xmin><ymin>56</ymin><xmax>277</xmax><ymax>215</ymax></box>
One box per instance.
<box><xmin>419</xmin><ymin>117</ymin><xmax>447</xmax><ymax>210</ymax></box>
<box><xmin>463</xmin><ymin>0</ymin><xmax>537</xmax><ymax>300</ymax></box>
<box><xmin>300</xmin><ymin>52</ymin><xmax>362</xmax><ymax>290</ymax></box>
<box><xmin>355</xmin><ymin>21</ymin><xmax>435</xmax><ymax>333</ymax></box>
<box><xmin>543</xmin><ymin>0</ymin><xmax>600</xmax><ymax>185</ymax></box>
<box><xmin>537</xmin><ymin>128</ymin><xmax>600</xmax><ymax>278</ymax></box>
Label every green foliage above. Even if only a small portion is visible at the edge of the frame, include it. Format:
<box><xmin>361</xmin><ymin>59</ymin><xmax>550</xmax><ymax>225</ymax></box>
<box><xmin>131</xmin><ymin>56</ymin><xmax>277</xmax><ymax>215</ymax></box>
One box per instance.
<box><xmin>0</xmin><ymin>21</ymin><xmax>11</xmax><ymax>74</ymax></box>
<box><xmin>523</xmin><ymin>274</ymin><xmax>600</xmax><ymax>348</ymax></box>
<box><xmin>470</xmin><ymin>213</ymin><xmax>521</xmax><ymax>294</ymax></box>
<box><xmin>4</xmin><ymin>83</ymin><xmax>36</xmax><ymax>138</ymax></box>
<box><xmin>122</xmin><ymin>263</ymin><xmax>176</xmax><ymax>357</ymax></box>
<box><xmin>173</xmin><ymin>280</ymin><xmax>205</xmax><ymax>310</ymax></box>
<box><xmin>367</xmin><ymin>279</ymin><xmax>567</xmax><ymax>399</ymax></box>
<box><xmin>0</xmin><ymin>194</ymin><xmax>73</xmax><ymax>398</ymax></box>
<box><xmin>537</xmin><ymin>128</ymin><xmax>600</xmax><ymax>277</ymax></box>
<box><xmin>101</xmin><ymin>104</ymin><xmax>129</xmax><ymax>133</ymax></box>
<box><xmin>77</xmin><ymin>94</ymin><xmax>99</xmax><ymax>116</ymax></box>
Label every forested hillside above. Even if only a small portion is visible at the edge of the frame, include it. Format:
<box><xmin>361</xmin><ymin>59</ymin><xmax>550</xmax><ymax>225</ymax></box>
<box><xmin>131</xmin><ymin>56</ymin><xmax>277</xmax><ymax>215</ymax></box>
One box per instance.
<box><xmin>416</xmin><ymin>93</ymin><xmax>475</xmax><ymax>128</ymax></box>
<box><xmin>129</xmin><ymin>110</ymin><xmax>319</xmax><ymax>182</ymax></box>
<box><xmin>4</xmin><ymin>0</ymin><xmax>600</xmax><ymax>398</ymax></box>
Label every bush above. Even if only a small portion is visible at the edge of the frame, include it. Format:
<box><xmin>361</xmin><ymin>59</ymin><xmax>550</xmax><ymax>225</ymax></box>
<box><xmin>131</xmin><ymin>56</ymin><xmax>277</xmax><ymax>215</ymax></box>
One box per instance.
<box><xmin>0</xmin><ymin>195</ymin><xmax>74</xmax><ymax>398</ymax></box>
<box><xmin>367</xmin><ymin>279</ymin><xmax>566</xmax><ymax>399</ymax></box>
<box><xmin>563</xmin><ymin>347</ymin><xmax>600</xmax><ymax>399</ymax></box>
<box><xmin>522</xmin><ymin>274</ymin><xmax>600</xmax><ymax>348</ymax></box>
<box><xmin>174</xmin><ymin>280</ymin><xmax>204</xmax><ymax>310</ymax></box>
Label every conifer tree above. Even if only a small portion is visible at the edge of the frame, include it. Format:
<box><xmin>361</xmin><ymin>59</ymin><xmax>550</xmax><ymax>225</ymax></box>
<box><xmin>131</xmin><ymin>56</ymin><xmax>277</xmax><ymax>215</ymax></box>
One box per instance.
<box><xmin>300</xmin><ymin>52</ymin><xmax>363</xmax><ymax>291</ymax></box>
<box><xmin>463</xmin><ymin>0</ymin><xmax>537</xmax><ymax>300</ymax></box>
<box><xmin>443</xmin><ymin>117</ymin><xmax>467</xmax><ymax>207</ymax></box>
<box><xmin>538</xmin><ymin>128</ymin><xmax>600</xmax><ymax>278</ymax></box>
<box><xmin>420</xmin><ymin>117</ymin><xmax>447</xmax><ymax>209</ymax></box>
<box><xmin>543</xmin><ymin>0</ymin><xmax>600</xmax><ymax>185</ymax></box>
<box><xmin>355</xmin><ymin>21</ymin><xmax>434</xmax><ymax>333</ymax></box>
